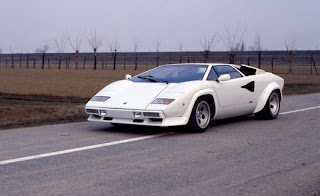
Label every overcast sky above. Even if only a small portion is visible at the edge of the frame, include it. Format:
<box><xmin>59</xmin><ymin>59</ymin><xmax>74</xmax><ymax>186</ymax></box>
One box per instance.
<box><xmin>0</xmin><ymin>0</ymin><xmax>319</xmax><ymax>53</ymax></box>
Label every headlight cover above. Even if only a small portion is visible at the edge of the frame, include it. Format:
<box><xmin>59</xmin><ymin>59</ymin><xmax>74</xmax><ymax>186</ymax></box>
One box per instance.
<box><xmin>152</xmin><ymin>98</ymin><xmax>175</xmax><ymax>105</ymax></box>
<box><xmin>90</xmin><ymin>96</ymin><xmax>110</xmax><ymax>102</ymax></box>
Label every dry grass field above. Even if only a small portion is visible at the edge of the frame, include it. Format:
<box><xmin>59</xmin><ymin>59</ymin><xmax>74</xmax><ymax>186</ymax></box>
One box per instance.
<box><xmin>0</xmin><ymin>66</ymin><xmax>319</xmax><ymax>129</ymax></box>
<box><xmin>0</xmin><ymin>66</ymin><xmax>319</xmax><ymax>98</ymax></box>
<box><xmin>0</xmin><ymin>68</ymin><xmax>144</xmax><ymax>98</ymax></box>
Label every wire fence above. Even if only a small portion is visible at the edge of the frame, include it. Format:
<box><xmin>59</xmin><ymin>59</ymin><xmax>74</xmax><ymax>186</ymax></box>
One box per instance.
<box><xmin>0</xmin><ymin>51</ymin><xmax>319</xmax><ymax>75</ymax></box>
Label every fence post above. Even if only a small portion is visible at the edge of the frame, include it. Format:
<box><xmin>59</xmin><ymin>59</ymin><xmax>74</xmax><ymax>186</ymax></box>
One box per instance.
<box><xmin>48</xmin><ymin>57</ymin><xmax>50</xmax><ymax>69</ymax></box>
<box><xmin>311</xmin><ymin>56</ymin><xmax>319</xmax><ymax>75</ymax></box>
<box><xmin>271</xmin><ymin>56</ymin><xmax>275</xmax><ymax>73</ymax></box>
<box><xmin>83</xmin><ymin>56</ymin><xmax>86</xmax><ymax>69</ymax></box>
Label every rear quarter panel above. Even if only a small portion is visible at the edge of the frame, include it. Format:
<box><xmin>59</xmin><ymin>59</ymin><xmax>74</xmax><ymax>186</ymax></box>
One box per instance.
<box><xmin>254</xmin><ymin>73</ymin><xmax>284</xmax><ymax>113</ymax></box>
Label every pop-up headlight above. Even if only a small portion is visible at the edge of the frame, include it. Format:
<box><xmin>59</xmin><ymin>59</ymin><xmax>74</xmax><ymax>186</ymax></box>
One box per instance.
<box><xmin>90</xmin><ymin>96</ymin><xmax>110</xmax><ymax>102</ymax></box>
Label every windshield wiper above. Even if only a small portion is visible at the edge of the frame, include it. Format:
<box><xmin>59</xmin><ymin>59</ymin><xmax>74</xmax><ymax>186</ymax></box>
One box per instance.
<box><xmin>137</xmin><ymin>75</ymin><xmax>158</xmax><ymax>82</ymax></box>
<box><xmin>137</xmin><ymin>75</ymin><xmax>169</xmax><ymax>84</ymax></box>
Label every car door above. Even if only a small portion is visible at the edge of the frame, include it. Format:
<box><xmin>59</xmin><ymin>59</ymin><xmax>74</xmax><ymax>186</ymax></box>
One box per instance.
<box><xmin>207</xmin><ymin>65</ymin><xmax>255</xmax><ymax>107</ymax></box>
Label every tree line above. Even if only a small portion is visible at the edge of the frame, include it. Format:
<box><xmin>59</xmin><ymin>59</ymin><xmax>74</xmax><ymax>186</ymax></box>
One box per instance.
<box><xmin>0</xmin><ymin>27</ymin><xmax>319</xmax><ymax>74</ymax></box>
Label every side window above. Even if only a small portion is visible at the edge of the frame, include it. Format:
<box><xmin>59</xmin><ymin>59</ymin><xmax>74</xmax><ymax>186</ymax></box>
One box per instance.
<box><xmin>213</xmin><ymin>65</ymin><xmax>242</xmax><ymax>79</ymax></box>
<box><xmin>206</xmin><ymin>67</ymin><xmax>219</xmax><ymax>81</ymax></box>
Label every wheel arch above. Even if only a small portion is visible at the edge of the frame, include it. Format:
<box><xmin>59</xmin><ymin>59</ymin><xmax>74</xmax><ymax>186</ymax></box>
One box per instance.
<box><xmin>254</xmin><ymin>82</ymin><xmax>282</xmax><ymax>113</ymax></box>
<box><xmin>182</xmin><ymin>89</ymin><xmax>218</xmax><ymax>120</ymax></box>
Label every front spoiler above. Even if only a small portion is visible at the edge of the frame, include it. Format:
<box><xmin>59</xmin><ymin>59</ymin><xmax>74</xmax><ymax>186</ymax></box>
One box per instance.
<box><xmin>85</xmin><ymin>107</ymin><xmax>189</xmax><ymax>127</ymax></box>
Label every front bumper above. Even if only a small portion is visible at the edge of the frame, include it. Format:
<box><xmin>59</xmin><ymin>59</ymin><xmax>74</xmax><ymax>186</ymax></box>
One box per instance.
<box><xmin>85</xmin><ymin>107</ymin><xmax>189</xmax><ymax>127</ymax></box>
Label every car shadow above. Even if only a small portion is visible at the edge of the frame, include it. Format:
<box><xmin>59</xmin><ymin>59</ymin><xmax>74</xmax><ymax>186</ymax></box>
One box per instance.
<box><xmin>88</xmin><ymin>123</ymin><xmax>175</xmax><ymax>135</ymax></box>
<box><xmin>88</xmin><ymin>114</ymin><xmax>264</xmax><ymax>135</ymax></box>
<box><xmin>210</xmin><ymin>115</ymin><xmax>256</xmax><ymax>126</ymax></box>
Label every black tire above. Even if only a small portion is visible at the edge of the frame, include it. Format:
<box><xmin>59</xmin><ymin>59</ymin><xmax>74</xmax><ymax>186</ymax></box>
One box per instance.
<box><xmin>187</xmin><ymin>97</ymin><xmax>211</xmax><ymax>133</ymax></box>
<box><xmin>254</xmin><ymin>90</ymin><xmax>281</xmax><ymax>120</ymax></box>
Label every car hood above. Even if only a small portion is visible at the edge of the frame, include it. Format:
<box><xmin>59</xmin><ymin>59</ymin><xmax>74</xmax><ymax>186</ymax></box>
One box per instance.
<box><xmin>88</xmin><ymin>80</ymin><xmax>169</xmax><ymax>110</ymax></box>
<box><xmin>86</xmin><ymin>80</ymin><xmax>205</xmax><ymax>110</ymax></box>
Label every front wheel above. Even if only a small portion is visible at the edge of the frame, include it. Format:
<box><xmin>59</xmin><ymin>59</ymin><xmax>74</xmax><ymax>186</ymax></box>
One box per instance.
<box><xmin>187</xmin><ymin>97</ymin><xmax>211</xmax><ymax>133</ymax></box>
<box><xmin>254</xmin><ymin>90</ymin><xmax>280</xmax><ymax>119</ymax></box>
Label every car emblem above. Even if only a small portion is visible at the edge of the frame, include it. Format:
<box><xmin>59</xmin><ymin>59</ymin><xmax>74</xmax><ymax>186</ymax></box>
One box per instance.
<box><xmin>123</xmin><ymin>102</ymin><xmax>127</xmax><ymax>105</ymax></box>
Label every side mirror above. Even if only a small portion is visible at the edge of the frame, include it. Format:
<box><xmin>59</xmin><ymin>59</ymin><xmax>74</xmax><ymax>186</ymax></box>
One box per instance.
<box><xmin>217</xmin><ymin>74</ymin><xmax>231</xmax><ymax>82</ymax></box>
<box><xmin>125</xmin><ymin>74</ymin><xmax>132</xmax><ymax>80</ymax></box>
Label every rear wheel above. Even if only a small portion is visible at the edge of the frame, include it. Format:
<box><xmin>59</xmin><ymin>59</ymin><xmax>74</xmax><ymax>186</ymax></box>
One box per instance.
<box><xmin>254</xmin><ymin>90</ymin><xmax>280</xmax><ymax>119</ymax></box>
<box><xmin>187</xmin><ymin>97</ymin><xmax>211</xmax><ymax>133</ymax></box>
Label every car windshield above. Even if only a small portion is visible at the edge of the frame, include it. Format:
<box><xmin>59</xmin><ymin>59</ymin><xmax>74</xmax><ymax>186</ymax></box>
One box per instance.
<box><xmin>130</xmin><ymin>64</ymin><xmax>208</xmax><ymax>83</ymax></box>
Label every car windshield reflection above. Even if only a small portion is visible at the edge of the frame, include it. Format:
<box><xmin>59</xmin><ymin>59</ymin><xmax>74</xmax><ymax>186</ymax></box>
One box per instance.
<box><xmin>131</xmin><ymin>64</ymin><xmax>208</xmax><ymax>83</ymax></box>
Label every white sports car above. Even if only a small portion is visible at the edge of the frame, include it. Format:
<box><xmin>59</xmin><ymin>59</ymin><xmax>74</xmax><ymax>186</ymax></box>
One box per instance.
<box><xmin>85</xmin><ymin>63</ymin><xmax>284</xmax><ymax>132</ymax></box>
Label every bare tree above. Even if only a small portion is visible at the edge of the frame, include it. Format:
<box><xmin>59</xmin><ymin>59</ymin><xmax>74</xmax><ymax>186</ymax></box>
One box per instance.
<box><xmin>47</xmin><ymin>55</ymin><xmax>51</xmax><ymax>69</ymax></box>
<box><xmin>306</xmin><ymin>45</ymin><xmax>319</xmax><ymax>75</ymax></box>
<box><xmin>221</xmin><ymin>26</ymin><xmax>245</xmax><ymax>64</ymax></box>
<box><xmin>248</xmin><ymin>34</ymin><xmax>263</xmax><ymax>68</ymax></box>
<box><xmin>102</xmin><ymin>53</ymin><xmax>106</xmax><ymax>70</ymax></box>
<box><xmin>239</xmin><ymin>41</ymin><xmax>245</xmax><ymax>64</ymax></box>
<box><xmin>285</xmin><ymin>40</ymin><xmax>296</xmax><ymax>73</ymax></box>
<box><xmin>5</xmin><ymin>57</ymin><xmax>8</xmax><ymax>69</ymax></box>
<box><xmin>68</xmin><ymin>33</ymin><xmax>82</xmax><ymax>69</ymax></box>
<box><xmin>122</xmin><ymin>55</ymin><xmax>126</xmax><ymax>70</ymax></box>
<box><xmin>108</xmin><ymin>40</ymin><xmax>120</xmax><ymax>70</ymax></box>
<box><xmin>35</xmin><ymin>44</ymin><xmax>49</xmax><ymax>69</ymax></box>
<box><xmin>186</xmin><ymin>51</ymin><xmax>190</xmax><ymax>63</ymax></box>
<box><xmin>53</xmin><ymin>34</ymin><xmax>67</xmax><ymax>69</ymax></box>
<box><xmin>256</xmin><ymin>35</ymin><xmax>263</xmax><ymax>68</ymax></box>
<box><xmin>9</xmin><ymin>47</ymin><xmax>14</xmax><ymax>68</ymax></box>
<box><xmin>248</xmin><ymin>34</ymin><xmax>263</xmax><ymax>51</ymax></box>
<box><xmin>271</xmin><ymin>56</ymin><xmax>275</xmax><ymax>73</ymax></box>
<box><xmin>26</xmin><ymin>52</ymin><xmax>30</xmax><ymax>69</ymax></box>
<box><xmin>0</xmin><ymin>48</ymin><xmax>2</xmax><ymax>66</ymax></box>
<box><xmin>134</xmin><ymin>41</ymin><xmax>139</xmax><ymax>70</ymax></box>
<box><xmin>19</xmin><ymin>51</ymin><xmax>22</xmax><ymax>69</ymax></box>
<box><xmin>155</xmin><ymin>40</ymin><xmax>161</xmax><ymax>66</ymax></box>
<box><xmin>33</xmin><ymin>56</ymin><xmax>36</xmax><ymax>69</ymax></box>
<box><xmin>83</xmin><ymin>56</ymin><xmax>87</xmax><ymax>69</ymax></box>
<box><xmin>179</xmin><ymin>42</ymin><xmax>183</xmax><ymax>63</ymax></box>
<box><xmin>201</xmin><ymin>33</ymin><xmax>218</xmax><ymax>62</ymax></box>
<box><xmin>87</xmin><ymin>31</ymin><xmax>103</xmax><ymax>70</ymax></box>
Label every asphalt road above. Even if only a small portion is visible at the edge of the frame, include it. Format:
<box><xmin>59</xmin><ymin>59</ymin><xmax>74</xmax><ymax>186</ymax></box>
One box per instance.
<box><xmin>0</xmin><ymin>93</ymin><xmax>320</xmax><ymax>196</ymax></box>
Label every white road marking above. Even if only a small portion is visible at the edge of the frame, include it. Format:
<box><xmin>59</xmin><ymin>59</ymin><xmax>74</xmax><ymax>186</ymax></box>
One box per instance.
<box><xmin>0</xmin><ymin>133</ymin><xmax>169</xmax><ymax>165</ymax></box>
<box><xmin>280</xmin><ymin>105</ymin><xmax>320</xmax><ymax>115</ymax></box>
<box><xmin>1</xmin><ymin>105</ymin><xmax>320</xmax><ymax>166</ymax></box>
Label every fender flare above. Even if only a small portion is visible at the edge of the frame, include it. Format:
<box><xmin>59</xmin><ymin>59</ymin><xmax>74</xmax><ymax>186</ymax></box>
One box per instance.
<box><xmin>254</xmin><ymin>82</ymin><xmax>282</xmax><ymax>113</ymax></box>
<box><xmin>182</xmin><ymin>89</ymin><xmax>219</xmax><ymax>119</ymax></box>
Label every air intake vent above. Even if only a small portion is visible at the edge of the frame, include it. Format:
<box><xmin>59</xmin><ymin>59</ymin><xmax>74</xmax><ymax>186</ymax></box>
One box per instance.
<box><xmin>149</xmin><ymin>118</ymin><xmax>162</xmax><ymax>122</ymax></box>
<box><xmin>86</xmin><ymin>109</ymin><xmax>99</xmax><ymax>114</ymax></box>
<box><xmin>133</xmin><ymin>119</ymin><xmax>144</xmax><ymax>123</ymax></box>
<box><xmin>143</xmin><ymin>112</ymin><xmax>160</xmax><ymax>117</ymax></box>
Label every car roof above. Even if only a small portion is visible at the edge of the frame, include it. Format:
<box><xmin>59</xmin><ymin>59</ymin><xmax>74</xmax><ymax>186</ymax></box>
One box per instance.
<box><xmin>165</xmin><ymin>63</ymin><xmax>234</xmax><ymax>66</ymax></box>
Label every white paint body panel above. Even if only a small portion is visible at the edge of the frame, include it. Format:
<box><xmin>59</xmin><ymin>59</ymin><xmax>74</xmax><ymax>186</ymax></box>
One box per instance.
<box><xmin>85</xmin><ymin>63</ymin><xmax>284</xmax><ymax>127</ymax></box>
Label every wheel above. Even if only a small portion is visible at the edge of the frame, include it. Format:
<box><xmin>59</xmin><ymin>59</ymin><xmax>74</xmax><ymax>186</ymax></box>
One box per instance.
<box><xmin>187</xmin><ymin>97</ymin><xmax>211</xmax><ymax>133</ymax></box>
<box><xmin>254</xmin><ymin>90</ymin><xmax>280</xmax><ymax>120</ymax></box>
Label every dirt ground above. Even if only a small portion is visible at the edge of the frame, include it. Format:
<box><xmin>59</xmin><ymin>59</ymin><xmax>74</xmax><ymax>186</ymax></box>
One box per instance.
<box><xmin>0</xmin><ymin>96</ymin><xmax>86</xmax><ymax>130</ymax></box>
